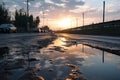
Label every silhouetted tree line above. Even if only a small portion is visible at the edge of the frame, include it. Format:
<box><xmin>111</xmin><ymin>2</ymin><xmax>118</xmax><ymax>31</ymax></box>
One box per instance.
<box><xmin>0</xmin><ymin>4</ymin><xmax>40</xmax><ymax>32</ymax></box>
<box><xmin>0</xmin><ymin>4</ymin><xmax>11</xmax><ymax>25</ymax></box>
<box><xmin>15</xmin><ymin>9</ymin><xmax>40</xmax><ymax>31</ymax></box>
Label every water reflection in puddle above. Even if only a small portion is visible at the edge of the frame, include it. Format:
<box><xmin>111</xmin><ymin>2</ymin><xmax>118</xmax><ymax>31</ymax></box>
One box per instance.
<box><xmin>41</xmin><ymin>36</ymin><xmax>120</xmax><ymax>80</ymax></box>
<box><xmin>0</xmin><ymin>36</ymin><xmax>120</xmax><ymax>80</ymax></box>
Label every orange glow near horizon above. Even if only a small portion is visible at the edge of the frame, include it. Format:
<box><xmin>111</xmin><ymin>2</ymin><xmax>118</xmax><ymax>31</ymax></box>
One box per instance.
<box><xmin>39</xmin><ymin>17</ymin><xmax>81</xmax><ymax>30</ymax></box>
<box><xmin>58</xmin><ymin>18</ymin><xmax>72</xmax><ymax>28</ymax></box>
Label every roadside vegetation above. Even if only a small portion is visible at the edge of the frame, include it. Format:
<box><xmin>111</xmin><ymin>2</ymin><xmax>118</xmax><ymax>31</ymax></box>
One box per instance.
<box><xmin>0</xmin><ymin>5</ymin><xmax>11</xmax><ymax>25</ymax></box>
<box><xmin>0</xmin><ymin>4</ymin><xmax>40</xmax><ymax>32</ymax></box>
<box><xmin>58</xmin><ymin>20</ymin><xmax>120</xmax><ymax>36</ymax></box>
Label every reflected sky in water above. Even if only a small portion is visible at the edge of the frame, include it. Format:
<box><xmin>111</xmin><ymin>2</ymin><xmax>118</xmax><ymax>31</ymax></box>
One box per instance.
<box><xmin>41</xmin><ymin>36</ymin><xmax>120</xmax><ymax>80</ymax></box>
<box><xmin>0</xmin><ymin>35</ymin><xmax>120</xmax><ymax>80</ymax></box>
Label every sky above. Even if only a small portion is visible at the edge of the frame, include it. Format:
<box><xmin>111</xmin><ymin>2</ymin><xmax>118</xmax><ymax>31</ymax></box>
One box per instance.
<box><xmin>0</xmin><ymin>0</ymin><xmax>120</xmax><ymax>30</ymax></box>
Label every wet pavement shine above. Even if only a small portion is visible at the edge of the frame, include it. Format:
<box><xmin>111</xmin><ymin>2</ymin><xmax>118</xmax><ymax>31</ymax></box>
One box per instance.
<box><xmin>0</xmin><ymin>33</ymin><xmax>120</xmax><ymax>80</ymax></box>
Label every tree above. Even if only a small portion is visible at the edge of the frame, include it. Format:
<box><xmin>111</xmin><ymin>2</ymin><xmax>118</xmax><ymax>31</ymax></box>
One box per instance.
<box><xmin>40</xmin><ymin>25</ymin><xmax>50</xmax><ymax>32</ymax></box>
<box><xmin>0</xmin><ymin>4</ymin><xmax>11</xmax><ymax>25</ymax></box>
<box><xmin>43</xmin><ymin>25</ymin><xmax>49</xmax><ymax>32</ymax></box>
<box><xmin>34</xmin><ymin>16</ymin><xmax>40</xmax><ymax>27</ymax></box>
<box><xmin>14</xmin><ymin>9</ymin><xmax>40</xmax><ymax>32</ymax></box>
<box><xmin>29</xmin><ymin>15</ymin><xmax>33</xmax><ymax>28</ymax></box>
<box><xmin>15</xmin><ymin>9</ymin><xmax>27</xmax><ymax>31</ymax></box>
<box><xmin>15</xmin><ymin>10</ymin><xmax>19</xmax><ymax>27</ymax></box>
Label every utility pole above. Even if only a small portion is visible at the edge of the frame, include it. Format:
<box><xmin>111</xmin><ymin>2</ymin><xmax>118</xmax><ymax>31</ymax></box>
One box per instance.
<box><xmin>102</xmin><ymin>50</ymin><xmax>104</xmax><ymax>63</ymax></box>
<box><xmin>42</xmin><ymin>9</ymin><xmax>45</xmax><ymax>26</ymax></box>
<box><xmin>27</xmin><ymin>0</ymin><xmax>29</xmax><ymax>31</ymax></box>
<box><xmin>47</xmin><ymin>19</ymin><xmax>48</xmax><ymax>26</ymax></box>
<box><xmin>76</xmin><ymin>18</ymin><xmax>78</xmax><ymax>27</ymax></box>
<box><xmin>26</xmin><ymin>0</ymin><xmax>34</xmax><ymax>31</ymax></box>
<box><xmin>83</xmin><ymin>12</ymin><xmax>84</xmax><ymax>27</ymax></box>
<box><xmin>71</xmin><ymin>20</ymin><xmax>72</xmax><ymax>28</ymax></box>
<box><xmin>103</xmin><ymin>1</ymin><xmax>105</xmax><ymax>23</ymax></box>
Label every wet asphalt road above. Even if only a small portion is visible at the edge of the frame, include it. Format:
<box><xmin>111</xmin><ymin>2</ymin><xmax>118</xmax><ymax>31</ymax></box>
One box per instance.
<box><xmin>0</xmin><ymin>33</ymin><xmax>120</xmax><ymax>50</ymax></box>
<box><xmin>0</xmin><ymin>33</ymin><xmax>120</xmax><ymax>80</ymax></box>
<box><xmin>0</xmin><ymin>33</ymin><xmax>120</xmax><ymax>44</ymax></box>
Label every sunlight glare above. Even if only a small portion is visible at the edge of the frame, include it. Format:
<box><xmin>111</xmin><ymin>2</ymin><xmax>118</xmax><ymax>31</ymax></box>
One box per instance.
<box><xmin>53</xmin><ymin>37</ymin><xmax>67</xmax><ymax>47</ymax></box>
<box><xmin>58</xmin><ymin>18</ymin><xmax>71</xmax><ymax>28</ymax></box>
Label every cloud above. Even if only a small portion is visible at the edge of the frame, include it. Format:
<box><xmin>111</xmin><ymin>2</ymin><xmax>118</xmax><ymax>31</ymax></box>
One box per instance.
<box><xmin>45</xmin><ymin>0</ymin><xmax>54</xmax><ymax>4</ymax></box>
<box><xmin>33</xmin><ymin>2</ymin><xmax>41</xmax><ymax>8</ymax></box>
<box><xmin>55</xmin><ymin>3</ymin><xmax>66</xmax><ymax>8</ymax></box>
<box><xmin>9</xmin><ymin>4</ymin><xmax>20</xmax><ymax>13</ymax></box>
<box><xmin>44</xmin><ymin>0</ymin><xmax>85</xmax><ymax>9</ymax></box>
<box><xmin>13</xmin><ymin>4</ymin><xmax>19</xmax><ymax>8</ymax></box>
<box><xmin>106</xmin><ymin>2</ymin><xmax>120</xmax><ymax>13</ymax></box>
<box><xmin>61</xmin><ymin>0</ymin><xmax>69</xmax><ymax>3</ymax></box>
<box><xmin>69</xmin><ymin>5</ymin><xmax>96</xmax><ymax>13</ymax></box>
<box><xmin>51</xmin><ymin>0</ymin><xmax>63</xmax><ymax>4</ymax></box>
<box><xmin>0</xmin><ymin>0</ymin><xmax>120</xmax><ymax>29</ymax></box>
<box><xmin>64</xmin><ymin>0</ymin><xmax>85</xmax><ymax>10</ymax></box>
<box><xmin>44</xmin><ymin>0</ymin><xmax>66</xmax><ymax>8</ymax></box>
<box><xmin>75</xmin><ymin>0</ymin><xmax>85</xmax><ymax>2</ymax></box>
<box><xmin>104</xmin><ymin>2</ymin><xmax>120</xmax><ymax>21</ymax></box>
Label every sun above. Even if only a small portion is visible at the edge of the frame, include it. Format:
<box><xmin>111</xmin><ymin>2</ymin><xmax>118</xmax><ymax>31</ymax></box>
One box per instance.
<box><xmin>58</xmin><ymin>18</ymin><xmax>71</xmax><ymax>28</ymax></box>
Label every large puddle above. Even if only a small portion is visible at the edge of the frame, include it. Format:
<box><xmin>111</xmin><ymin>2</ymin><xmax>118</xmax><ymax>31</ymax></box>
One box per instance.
<box><xmin>0</xmin><ymin>35</ymin><xmax>120</xmax><ymax>80</ymax></box>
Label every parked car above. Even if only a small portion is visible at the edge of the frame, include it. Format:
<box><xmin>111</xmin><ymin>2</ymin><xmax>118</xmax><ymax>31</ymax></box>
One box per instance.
<box><xmin>0</xmin><ymin>24</ymin><xmax>17</xmax><ymax>33</ymax></box>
